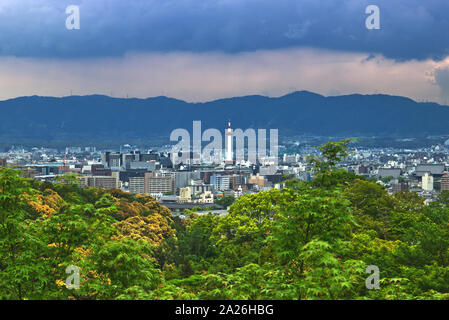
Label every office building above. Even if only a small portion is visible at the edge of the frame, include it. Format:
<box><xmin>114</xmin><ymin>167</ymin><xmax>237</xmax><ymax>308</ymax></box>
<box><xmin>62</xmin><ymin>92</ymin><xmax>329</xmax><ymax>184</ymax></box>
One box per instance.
<box><xmin>175</xmin><ymin>171</ymin><xmax>201</xmax><ymax>189</ymax></box>
<box><xmin>211</xmin><ymin>174</ymin><xmax>230</xmax><ymax>191</ymax></box>
<box><xmin>102</xmin><ymin>152</ymin><xmax>122</xmax><ymax>169</ymax></box>
<box><xmin>144</xmin><ymin>172</ymin><xmax>175</xmax><ymax>195</ymax></box>
<box><xmin>91</xmin><ymin>164</ymin><xmax>112</xmax><ymax>176</ymax></box>
<box><xmin>188</xmin><ymin>184</ymin><xmax>212</xmax><ymax>197</ymax></box>
<box><xmin>441</xmin><ymin>172</ymin><xmax>449</xmax><ymax>191</ymax></box>
<box><xmin>248</xmin><ymin>173</ymin><xmax>267</xmax><ymax>188</ymax></box>
<box><xmin>129</xmin><ymin>177</ymin><xmax>145</xmax><ymax>194</ymax></box>
<box><xmin>79</xmin><ymin>174</ymin><xmax>119</xmax><ymax>189</ymax></box>
<box><xmin>392</xmin><ymin>181</ymin><xmax>409</xmax><ymax>193</ymax></box>
<box><xmin>422</xmin><ymin>172</ymin><xmax>434</xmax><ymax>192</ymax></box>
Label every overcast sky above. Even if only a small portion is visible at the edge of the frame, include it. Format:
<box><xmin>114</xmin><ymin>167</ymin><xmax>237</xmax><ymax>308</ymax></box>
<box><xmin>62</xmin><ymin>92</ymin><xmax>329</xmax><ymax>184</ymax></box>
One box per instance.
<box><xmin>1</xmin><ymin>0</ymin><xmax>449</xmax><ymax>103</ymax></box>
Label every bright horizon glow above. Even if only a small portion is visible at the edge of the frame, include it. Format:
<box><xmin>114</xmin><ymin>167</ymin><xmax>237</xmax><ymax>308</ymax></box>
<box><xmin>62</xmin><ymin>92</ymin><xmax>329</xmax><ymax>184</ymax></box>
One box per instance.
<box><xmin>0</xmin><ymin>48</ymin><xmax>447</xmax><ymax>104</ymax></box>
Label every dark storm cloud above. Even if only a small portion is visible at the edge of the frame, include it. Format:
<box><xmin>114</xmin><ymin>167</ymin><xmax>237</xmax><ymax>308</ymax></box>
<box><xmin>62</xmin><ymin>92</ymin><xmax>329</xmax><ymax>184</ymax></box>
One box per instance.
<box><xmin>0</xmin><ymin>0</ymin><xmax>449</xmax><ymax>60</ymax></box>
<box><xmin>434</xmin><ymin>67</ymin><xmax>449</xmax><ymax>104</ymax></box>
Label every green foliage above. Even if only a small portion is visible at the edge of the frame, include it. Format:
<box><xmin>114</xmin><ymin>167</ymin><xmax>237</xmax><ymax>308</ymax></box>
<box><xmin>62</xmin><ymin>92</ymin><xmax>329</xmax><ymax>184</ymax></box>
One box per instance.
<box><xmin>0</xmin><ymin>167</ymin><xmax>172</xmax><ymax>300</ymax></box>
<box><xmin>380</xmin><ymin>176</ymin><xmax>394</xmax><ymax>184</ymax></box>
<box><xmin>207</xmin><ymin>190</ymin><xmax>284</xmax><ymax>272</ymax></box>
<box><xmin>4</xmin><ymin>139</ymin><xmax>449</xmax><ymax>300</ymax></box>
<box><xmin>295</xmin><ymin>241</ymin><xmax>365</xmax><ymax>300</ymax></box>
<box><xmin>56</xmin><ymin>173</ymin><xmax>81</xmax><ymax>185</ymax></box>
<box><xmin>74</xmin><ymin>238</ymin><xmax>161</xmax><ymax>299</ymax></box>
<box><xmin>176</xmin><ymin>214</ymin><xmax>218</xmax><ymax>270</ymax></box>
<box><xmin>307</xmin><ymin>138</ymin><xmax>358</xmax><ymax>188</ymax></box>
<box><xmin>0</xmin><ymin>167</ymin><xmax>45</xmax><ymax>299</ymax></box>
<box><xmin>214</xmin><ymin>196</ymin><xmax>235</xmax><ymax>208</ymax></box>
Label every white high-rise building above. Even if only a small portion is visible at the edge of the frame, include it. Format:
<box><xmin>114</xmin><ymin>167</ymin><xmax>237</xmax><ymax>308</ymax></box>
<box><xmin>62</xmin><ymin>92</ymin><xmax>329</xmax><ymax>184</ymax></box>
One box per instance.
<box><xmin>422</xmin><ymin>172</ymin><xmax>434</xmax><ymax>192</ymax></box>
<box><xmin>211</xmin><ymin>174</ymin><xmax>230</xmax><ymax>191</ymax></box>
<box><xmin>225</xmin><ymin>121</ymin><xmax>233</xmax><ymax>163</ymax></box>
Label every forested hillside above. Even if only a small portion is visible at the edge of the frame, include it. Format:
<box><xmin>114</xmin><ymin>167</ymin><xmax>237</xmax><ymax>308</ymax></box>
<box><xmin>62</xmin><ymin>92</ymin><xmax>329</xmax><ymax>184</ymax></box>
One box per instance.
<box><xmin>1</xmin><ymin>92</ymin><xmax>449</xmax><ymax>144</ymax></box>
<box><xmin>2</xmin><ymin>140</ymin><xmax>449</xmax><ymax>300</ymax></box>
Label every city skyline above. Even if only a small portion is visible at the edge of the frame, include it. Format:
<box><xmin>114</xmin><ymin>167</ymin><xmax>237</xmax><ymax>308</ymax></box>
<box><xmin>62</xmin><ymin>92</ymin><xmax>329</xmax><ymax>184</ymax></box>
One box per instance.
<box><xmin>4</xmin><ymin>0</ymin><xmax>449</xmax><ymax>304</ymax></box>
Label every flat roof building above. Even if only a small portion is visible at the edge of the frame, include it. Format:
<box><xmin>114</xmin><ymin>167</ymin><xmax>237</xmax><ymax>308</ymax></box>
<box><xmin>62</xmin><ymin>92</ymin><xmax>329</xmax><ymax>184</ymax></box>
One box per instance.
<box><xmin>144</xmin><ymin>172</ymin><xmax>175</xmax><ymax>195</ymax></box>
<box><xmin>129</xmin><ymin>177</ymin><xmax>145</xmax><ymax>194</ymax></box>
<box><xmin>79</xmin><ymin>173</ymin><xmax>119</xmax><ymax>189</ymax></box>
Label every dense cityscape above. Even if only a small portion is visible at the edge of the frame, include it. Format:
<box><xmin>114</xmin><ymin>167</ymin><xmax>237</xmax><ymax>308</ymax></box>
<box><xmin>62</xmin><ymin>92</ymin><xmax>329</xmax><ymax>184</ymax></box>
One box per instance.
<box><xmin>4</xmin><ymin>132</ymin><xmax>449</xmax><ymax>218</ymax></box>
<box><xmin>4</xmin><ymin>0</ymin><xmax>449</xmax><ymax>306</ymax></box>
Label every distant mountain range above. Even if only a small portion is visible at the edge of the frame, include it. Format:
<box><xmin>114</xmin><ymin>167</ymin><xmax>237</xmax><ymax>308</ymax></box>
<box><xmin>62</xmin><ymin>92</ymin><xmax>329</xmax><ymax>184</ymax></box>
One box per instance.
<box><xmin>1</xmin><ymin>91</ymin><xmax>449</xmax><ymax>144</ymax></box>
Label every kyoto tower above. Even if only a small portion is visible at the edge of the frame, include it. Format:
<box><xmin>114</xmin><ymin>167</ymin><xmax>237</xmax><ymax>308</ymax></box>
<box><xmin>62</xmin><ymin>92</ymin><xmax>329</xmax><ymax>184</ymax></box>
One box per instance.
<box><xmin>225</xmin><ymin>121</ymin><xmax>234</xmax><ymax>164</ymax></box>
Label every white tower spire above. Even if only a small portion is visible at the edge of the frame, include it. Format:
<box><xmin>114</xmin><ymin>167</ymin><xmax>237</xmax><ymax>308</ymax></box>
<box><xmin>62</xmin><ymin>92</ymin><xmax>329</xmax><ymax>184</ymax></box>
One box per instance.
<box><xmin>225</xmin><ymin>121</ymin><xmax>233</xmax><ymax>164</ymax></box>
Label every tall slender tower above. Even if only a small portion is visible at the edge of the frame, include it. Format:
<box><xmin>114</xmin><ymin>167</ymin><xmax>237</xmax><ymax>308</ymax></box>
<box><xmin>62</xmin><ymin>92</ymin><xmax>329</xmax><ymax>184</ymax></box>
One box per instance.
<box><xmin>225</xmin><ymin>121</ymin><xmax>233</xmax><ymax>164</ymax></box>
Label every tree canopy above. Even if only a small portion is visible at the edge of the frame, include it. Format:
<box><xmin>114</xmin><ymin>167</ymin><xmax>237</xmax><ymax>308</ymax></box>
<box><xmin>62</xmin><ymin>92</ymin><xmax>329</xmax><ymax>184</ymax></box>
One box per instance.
<box><xmin>2</xmin><ymin>140</ymin><xmax>449</xmax><ymax>300</ymax></box>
